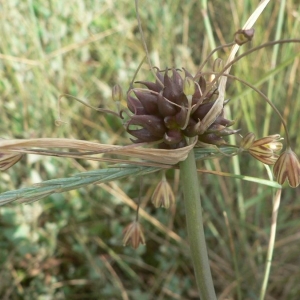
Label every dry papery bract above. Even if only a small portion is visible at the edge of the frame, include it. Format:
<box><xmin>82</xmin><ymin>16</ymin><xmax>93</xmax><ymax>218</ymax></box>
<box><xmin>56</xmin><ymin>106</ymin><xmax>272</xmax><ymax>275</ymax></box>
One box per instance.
<box><xmin>0</xmin><ymin>138</ymin><xmax>197</xmax><ymax>168</ymax></box>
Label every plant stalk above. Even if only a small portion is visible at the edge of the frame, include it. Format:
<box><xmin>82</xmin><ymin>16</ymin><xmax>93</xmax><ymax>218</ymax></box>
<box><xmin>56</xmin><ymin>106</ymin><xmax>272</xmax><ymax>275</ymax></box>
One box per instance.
<box><xmin>180</xmin><ymin>149</ymin><xmax>217</xmax><ymax>299</ymax></box>
<box><xmin>259</xmin><ymin>188</ymin><xmax>282</xmax><ymax>300</ymax></box>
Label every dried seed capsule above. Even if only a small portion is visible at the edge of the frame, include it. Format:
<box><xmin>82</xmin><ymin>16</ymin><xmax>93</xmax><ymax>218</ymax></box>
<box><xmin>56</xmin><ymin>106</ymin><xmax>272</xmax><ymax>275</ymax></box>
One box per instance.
<box><xmin>151</xmin><ymin>175</ymin><xmax>175</xmax><ymax>208</ymax></box>
<box><xmin>123</xmin><ymin>221</ymin><xmax>146</xmax><ymax>249</ymax></box>
<box><xmin>273</xmin><ymin>148</ymin><xmax>300</xmax><ymax>187</ymax></box>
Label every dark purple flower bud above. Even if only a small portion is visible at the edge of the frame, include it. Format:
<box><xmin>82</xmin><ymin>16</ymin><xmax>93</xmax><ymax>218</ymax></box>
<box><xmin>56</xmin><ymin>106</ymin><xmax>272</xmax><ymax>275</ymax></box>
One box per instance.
<box><xmin>136</xmin><ymin>81</ymin><xmax>161</xmax><ymax>92</ymax></box>
<box><xmin>192</xmin><ymin>100</ymin><xmax>216</xmax><ymax>120</ymax></box>
<box><xmin>158</xmin><ymin>139</ymin><xmax>187</xmax><ymax>149</ymax></box>
<box><xmin>214</xmin><ymin>115</ymin><xmax>235</xmax><ymax>127</ymax></box>
<box><xmin>192</xmin><ymin>74</ymin><xmax>207</xmax><ymax>105</ymax></box>
<box><xmin>192</xmin><ymin>86</ymin><xmax>203</xmax><ymax>106</ymax></box>
<box><xmin>199</xmin><ymin>133</ymin><xmax>226</xmax><ymax>145</ymax></box>
<box><xmin>136</xmin><ymin>71</ymin><xmax>164</xmax><ymax>92</ymax></box>
<box><xmin>157</xmin><ymin>92</ymin><xmax>177</xmax><ymax>116</ymax></box>
<box><xmin>163</xmin><ymin>129</ymin><xmax>183</xmax><ymax>145</ymax></box>
<box><xmin>155</xmin><ymin>69</ymin><xmax>165</xmax><ymax>83</ymax></box>
<box><xmin>206</xmin><ymin>123</ymin><xmax>239</xmax><ymax>136</ymax></box>
<box><xmin>183</xmin><ymin>68</ymin><xmax>193</xmax><ymax>79</ymax></box>
<box><xmin>198</xmin><ymin>74</ymin><xmax>206</xmax><ymax>93</ymax></box>
<box><xmin>163</xmin><ymin>71</ymin><xmax>176</xmax><ymax>99</ymax></box>
<box><xmin>133</xmin><ymin>90</ymin><xmax>158</xmax><ymax>114</ymax></box>
<box><xmin>128</xmin><ymin>115</ymin><xmax>166</xmax><ymax>137</ymax></box>
<box><xmin>127</xmin><ymin>95</ymin><xmax>146</xmax><ymax>115</ymax></box>
<box><xmin>214</xmin><ymin>127</ymin><xmax>240</xmax><ymax>137</ymax></box>
<box><xmin>164</xmin><ymin>115</ymin><xmax>179</xmax><ymax>129</ymax></box>
<box><xmin>175</xmin><ymin>106</ymin><xmax>188</xmax><ymax>128</ymax></box>
<box><xmin>183</xmin><ymin>118</ymin><xmax>202</xmax><ymax>137</ymax></box>
<box><xmin>163</xmin><ymin>70</ymin><xmax>185</xmax><ymax>105</ymax></box>
<box><xmin>127</xmin><ymin>128</ymin><xmax>161</xmax><ymax>143</ymax></box>
<box><xmin>171</xmin><ymin>69</ymin><xmax>183</xmax><ymax>93</ymax></box>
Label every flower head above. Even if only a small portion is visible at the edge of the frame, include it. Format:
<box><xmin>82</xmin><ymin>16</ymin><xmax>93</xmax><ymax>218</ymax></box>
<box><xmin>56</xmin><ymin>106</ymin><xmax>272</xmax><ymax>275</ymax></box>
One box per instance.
<box><xmin>240</xmin><ymin>133</ymin><xmax>283</xmax><ymax>165</ymax></box>
<box><xmin>273</xmin><ymin>147</ymin><xmax>300</xmax><ymax>188</ymax></box>
<box><xmin>126</xmin><ymin>68</ymin><xmax>236</xmax><ymax>148</ymax></box>
<box><xmin>123</xmin><ymin>221</ymin><xmax>146</xmax><ymax>249</ymax></box>
<box><xmin>151</xmin><ymin>175</ymin><xmax>175</xmax><ymax>208</ymax></box>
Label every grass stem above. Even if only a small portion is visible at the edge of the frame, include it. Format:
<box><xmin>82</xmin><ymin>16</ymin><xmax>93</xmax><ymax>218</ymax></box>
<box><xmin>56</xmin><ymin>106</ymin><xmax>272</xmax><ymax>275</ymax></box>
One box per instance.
<box><xmin>180</xmin><ymin>149</ymin><xmax>217</xmax><ymax>299</ymax></box>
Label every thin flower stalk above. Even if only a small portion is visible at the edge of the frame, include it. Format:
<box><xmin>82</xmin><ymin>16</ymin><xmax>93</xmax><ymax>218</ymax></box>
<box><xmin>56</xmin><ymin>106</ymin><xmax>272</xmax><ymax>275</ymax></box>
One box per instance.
<box><xmin>259</xmin><ymin>189</ymin><xmax>282</xmax><ymax>300</ymax></box>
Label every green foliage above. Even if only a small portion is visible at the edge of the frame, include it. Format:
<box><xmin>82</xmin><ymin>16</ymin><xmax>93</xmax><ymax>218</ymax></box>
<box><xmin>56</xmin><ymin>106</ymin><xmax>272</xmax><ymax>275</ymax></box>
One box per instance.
<box><xmin>0</xmin><ymin>0</ymin><xmax>300</xmax><ymax>299</ymax></box>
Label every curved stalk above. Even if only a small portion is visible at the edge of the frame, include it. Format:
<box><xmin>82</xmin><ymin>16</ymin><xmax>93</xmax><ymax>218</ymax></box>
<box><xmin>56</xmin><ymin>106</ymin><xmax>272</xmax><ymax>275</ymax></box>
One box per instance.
<box><xmin>180</xmin><ymin>149</ymin><xmax>217</xmax><ymax>299</ymax></box>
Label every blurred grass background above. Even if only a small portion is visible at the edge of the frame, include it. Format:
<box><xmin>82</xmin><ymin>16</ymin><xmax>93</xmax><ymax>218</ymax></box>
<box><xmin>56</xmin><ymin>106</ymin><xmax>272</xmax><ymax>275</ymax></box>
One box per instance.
<box><xmin>0</xmin><ymin>0</ymin><xmax>300</xmax><ymax>299</ymax></box>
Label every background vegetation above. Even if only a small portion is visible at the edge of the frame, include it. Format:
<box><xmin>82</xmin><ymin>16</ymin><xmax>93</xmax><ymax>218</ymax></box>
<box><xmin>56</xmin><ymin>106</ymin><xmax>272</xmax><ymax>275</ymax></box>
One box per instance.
<box><xmin>0</xmin><ymin>0</ymin><xmax>299</xmax><ymax>299</ymax></box>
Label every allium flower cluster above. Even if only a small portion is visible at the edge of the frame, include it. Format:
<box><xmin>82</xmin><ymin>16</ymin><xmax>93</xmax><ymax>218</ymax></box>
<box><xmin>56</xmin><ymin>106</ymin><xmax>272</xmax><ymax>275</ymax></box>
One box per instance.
<box><xmin>125</xmin><ymin>69</ymin><xmax>236</xmax><ymax>149</ymax></box>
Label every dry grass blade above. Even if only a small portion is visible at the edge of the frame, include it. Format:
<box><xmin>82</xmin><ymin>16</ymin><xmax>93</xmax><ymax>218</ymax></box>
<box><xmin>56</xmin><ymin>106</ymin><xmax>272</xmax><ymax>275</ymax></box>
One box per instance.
<box><xmin>0</xmin><ymin>138</ymin><xmax>197</xmax><ymax>166</ymax></box>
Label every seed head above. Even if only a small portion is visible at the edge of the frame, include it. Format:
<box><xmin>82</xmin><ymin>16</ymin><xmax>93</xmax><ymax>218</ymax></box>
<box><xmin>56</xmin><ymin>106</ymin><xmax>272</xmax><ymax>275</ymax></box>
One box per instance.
<box><xmin>126</xmin><ymin>68</ymin><xmax>235</xmax><ymax>148</ymax></box>
<box><xmin>123</xmin><ymin>221</ymin><xmax>146</xmax><ymax>249</ymax></box>
<box><xmin>151</xmin><ymin>175</ymin><xmax>175</xmax><ymax>208</ymax></box>
<box><xmin>240</xmin><ymin>133</ymin><xmax>282</xmax><ymax>165</ymax></box>
<box><xmin>273</xmin><ymin>148</ymin><xmax>300</xmax><ymax>188</ymax></box>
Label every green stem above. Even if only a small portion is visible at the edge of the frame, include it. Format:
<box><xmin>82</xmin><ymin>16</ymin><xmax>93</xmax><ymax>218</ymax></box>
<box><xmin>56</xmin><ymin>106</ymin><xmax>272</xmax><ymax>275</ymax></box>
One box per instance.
<box><xmin>259</xmin><ymin>188</ymin><xmax>282</xmax><ymax>300</ymax></box>
<box><xmin>180</xmin><ymin>149</ymin><xmax>217</xmax><ymax>300</ymax></box>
